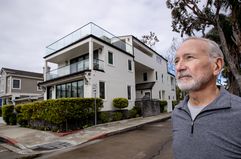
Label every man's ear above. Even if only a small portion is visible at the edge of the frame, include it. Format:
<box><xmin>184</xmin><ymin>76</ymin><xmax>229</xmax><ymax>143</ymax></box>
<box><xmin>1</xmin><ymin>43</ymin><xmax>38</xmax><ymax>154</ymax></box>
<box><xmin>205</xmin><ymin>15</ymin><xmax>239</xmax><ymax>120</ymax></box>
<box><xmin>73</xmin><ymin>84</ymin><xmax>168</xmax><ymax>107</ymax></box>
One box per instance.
<box><xmin>213</xmin><ymin>58</ymin><xmax>224</xmax><ymax>76</ymax></box>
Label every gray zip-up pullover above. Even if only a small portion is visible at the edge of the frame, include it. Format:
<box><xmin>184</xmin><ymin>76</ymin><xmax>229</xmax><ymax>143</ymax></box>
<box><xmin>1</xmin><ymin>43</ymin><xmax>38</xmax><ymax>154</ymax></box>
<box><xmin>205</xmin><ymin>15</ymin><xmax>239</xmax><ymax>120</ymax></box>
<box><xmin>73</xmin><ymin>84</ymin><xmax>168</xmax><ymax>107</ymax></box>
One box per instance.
<box><xmin>172</xmin><ymin>87</ymin><xmax>241</xmax><ymax>159</ymax></box>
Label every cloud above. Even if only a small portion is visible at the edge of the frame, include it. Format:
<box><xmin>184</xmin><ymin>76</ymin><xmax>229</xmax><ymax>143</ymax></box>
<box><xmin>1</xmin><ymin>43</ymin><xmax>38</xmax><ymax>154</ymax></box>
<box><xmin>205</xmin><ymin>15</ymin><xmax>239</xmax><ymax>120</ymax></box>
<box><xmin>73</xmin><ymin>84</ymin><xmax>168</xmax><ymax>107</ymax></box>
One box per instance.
<box><xmin>0</xmin><ymin>0</ymin><xmax>179</xmax><ymax>73</ymax></box>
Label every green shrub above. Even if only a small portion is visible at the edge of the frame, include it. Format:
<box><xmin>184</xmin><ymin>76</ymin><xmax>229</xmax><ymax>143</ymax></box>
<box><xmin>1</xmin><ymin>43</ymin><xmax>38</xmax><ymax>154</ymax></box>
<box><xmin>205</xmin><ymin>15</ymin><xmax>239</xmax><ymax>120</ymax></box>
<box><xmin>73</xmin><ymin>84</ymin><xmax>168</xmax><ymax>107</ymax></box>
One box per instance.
<box><xmin>0</xmin><ymin>107</ymin><xmax>2</xmax><ymax>117</ymax></box>
<box><xmin>172</xmin><ymin>100</ymin><xmax>179</xmax><ymax>109</ymax></box>
<box><xmin>112</xmin><ymin>112</ymin><xmax>123</xmax><ymax>121</ymax></box>
<box><xmin>99</xmin><ymin>112</ymin><xmax>110</xmax><ymax>123</ymax></box>
<box><xmin>128</xmin><ymin>109</ymin><xmax>137</xmax><ymax>118</ymax></box>
<box><xmin>133</xmin><ymin>106</ymin><xmax>142</xmax><ymax>116</ymax></box>
<box><xmin>2</xmin><ymin>105</ymin><xmax>16</xmax><ymax>125</ymax></box>
<box><xmin>113</xmin><ymin>98</ymin><xmax>128</xmax><ymax>109</ymax></box>
<box><xmin>160</xmin><ymin>100</ymin><xmax>167</xmax><ymax>113</ymax></box>
<box><xmin>9</xmin><ymin>114</ymin><xmax>17</xmax><ymax>125</ymax></box>
<box><xmin>16</xmin><ymin>98</ymin><xmax>103</xmax><ymax>131</ymax></box>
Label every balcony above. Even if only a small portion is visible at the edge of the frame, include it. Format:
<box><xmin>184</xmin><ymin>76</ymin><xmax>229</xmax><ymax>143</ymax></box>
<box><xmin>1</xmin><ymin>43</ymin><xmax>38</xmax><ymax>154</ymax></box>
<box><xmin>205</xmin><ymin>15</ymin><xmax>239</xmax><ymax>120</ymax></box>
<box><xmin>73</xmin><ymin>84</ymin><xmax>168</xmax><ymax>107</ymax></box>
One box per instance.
<box><xmin>46</xmin><ymin>59</ymin><xmax>104</xmax><ymax>81</ymax></box>
<box><xmin>46</xmin><ymin>22</ymin><xmax>132</xmax><ymax>56</ymax></box>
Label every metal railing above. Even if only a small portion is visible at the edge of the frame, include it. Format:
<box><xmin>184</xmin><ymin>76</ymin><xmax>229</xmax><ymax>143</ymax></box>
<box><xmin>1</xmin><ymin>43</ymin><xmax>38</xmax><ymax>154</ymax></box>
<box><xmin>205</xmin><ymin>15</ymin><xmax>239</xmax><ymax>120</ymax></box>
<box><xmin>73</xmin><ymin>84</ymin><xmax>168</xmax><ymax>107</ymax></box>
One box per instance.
<box><xmin>46</xmin><ymin>59</ymin><xmax>104</xmax><ymax>80</ymax></box>
<box><xmin>46</xmin><ymin>22</ymin><xmax>132</xmax><ymax>56</ymax></box>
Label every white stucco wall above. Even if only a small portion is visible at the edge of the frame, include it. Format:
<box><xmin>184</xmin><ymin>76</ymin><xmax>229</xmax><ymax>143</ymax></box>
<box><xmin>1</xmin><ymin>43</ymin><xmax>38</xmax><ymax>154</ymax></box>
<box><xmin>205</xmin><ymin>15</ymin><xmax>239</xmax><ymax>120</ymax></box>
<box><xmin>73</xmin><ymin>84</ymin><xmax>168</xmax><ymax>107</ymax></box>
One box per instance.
<box><xmin>133</xmin><ymin>39</ymin><xmax>176</xmax><ymax>112</ymax></box>
<box><xmin>90</xmin><ymin>39</ymin><xmax>136</xmax><ymax>111</ymax></box>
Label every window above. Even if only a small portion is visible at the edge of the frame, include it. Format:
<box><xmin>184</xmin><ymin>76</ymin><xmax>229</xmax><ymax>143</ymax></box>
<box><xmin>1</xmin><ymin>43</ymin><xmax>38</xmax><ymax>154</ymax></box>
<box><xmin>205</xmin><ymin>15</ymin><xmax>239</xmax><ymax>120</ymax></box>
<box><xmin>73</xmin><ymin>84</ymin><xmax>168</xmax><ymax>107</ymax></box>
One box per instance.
<box><xmin>108</xmin><ymin>51</ymin><xmax>113</xmax><ymax>65</ymax></box>
<box><xmin>156</xmin><ymin>71</ymin><xmax>158</xmax><ymax>80</ymax></box>
<box><xmin>56</xmin><ymin>80</ymin><xmax>84</xmax><ymax>98</ymax></box>
<box><xmin>143</xmin><ymin>72</ymin><xmax>147</xmax><ymax>81</ymax></box>
<box><xmin>171</xmin><ymin>76</ymin><xmax>175</xmax><ymax>91</ymax></box>
<box><xmin>47</xmin><ymin>86</ymin><xmax>53</xmax><ymax>99</ymax></box>
<box><xmin>12</xmin><ymin>79</ymin><xmax>21</xmax><ymax>89</ymax></box>
<box><xmin>72</xmin><ymin>82</ymin><xmax>78</xmax><ymax>97</ymax></box>
<box><xmin>127</xmin><ymin>85</ymin><xmax>131</xmax><ymax>100</ymax></box>
<box><xmin>56</xmin><ymin>85</ymin><xmax>61</xmax><ymax>98</ymax></box>
<box><xmin>159</xmin><ymin>91</ymin><xmax>162</xmax><ymax>99</ymax></box>
<box><xmin>128</xmin><ymin>60</ymin><xmax>132</xmax><ymax>71</ymax></box>
<box><xmin>162</xmin><ymin>90</ymin><xmax>165</xmax><ymax>100</ymax></box>
<box><xmin>66</xmin><ymin>83</ymin><xmax>72</xmax><ymax>97</ymax></box>
<box><xmin>77</xmin><ymin>81</ymin><xmax>84</xmax><ymax>97</ymax></box>
<box><xmin>61</xmin><ymin>84</ymin><xmax>66</xmax><ymax>98</ymax></box>
<box><xmin>161</xmin><ymin>74</ymin><xmax>164</xmax><ymax>83</ymax></box>
<box><xmin>99</xmin><ymin>81</ymin><xmax>105</xmax><ymax>99</ymax></box>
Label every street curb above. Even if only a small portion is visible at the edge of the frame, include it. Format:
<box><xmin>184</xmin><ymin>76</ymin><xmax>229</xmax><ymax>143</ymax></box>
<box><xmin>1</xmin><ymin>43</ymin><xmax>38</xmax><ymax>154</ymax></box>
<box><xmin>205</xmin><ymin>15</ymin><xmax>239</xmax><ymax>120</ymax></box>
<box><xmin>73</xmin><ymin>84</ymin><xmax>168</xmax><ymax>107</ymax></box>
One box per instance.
<box><xmin>0</xmin><ymin>114</ymin><xmax>171</xmax><ymax>156</ymax></box>
<box><xmin>0</xmin><ymin>135</ymin><xmax>18</xmax><ymax>145</ymax></box>
<box><xmin>87</xmin><ymin>115</ymin><xmax>171</xmax><ymax>141</ymax></box>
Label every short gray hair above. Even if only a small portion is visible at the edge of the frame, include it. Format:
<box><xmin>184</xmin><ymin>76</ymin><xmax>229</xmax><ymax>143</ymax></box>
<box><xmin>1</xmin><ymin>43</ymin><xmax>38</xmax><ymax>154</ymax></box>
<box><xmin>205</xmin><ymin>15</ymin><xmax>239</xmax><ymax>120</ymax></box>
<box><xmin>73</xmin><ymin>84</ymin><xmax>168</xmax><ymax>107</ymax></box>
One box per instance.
<box><xmin>184</xmin><ymin>37</ymin><xmax>224</xmax><ymax>59</ymax></box>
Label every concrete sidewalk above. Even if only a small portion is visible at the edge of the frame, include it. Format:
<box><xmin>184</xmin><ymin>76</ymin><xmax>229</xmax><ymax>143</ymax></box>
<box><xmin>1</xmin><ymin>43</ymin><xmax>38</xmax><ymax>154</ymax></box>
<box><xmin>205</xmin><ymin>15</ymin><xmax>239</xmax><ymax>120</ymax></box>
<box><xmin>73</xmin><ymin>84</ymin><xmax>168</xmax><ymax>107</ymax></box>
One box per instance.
<box><xmin>0</xmin><ymin>113</ymin><xmax>171</xmax><ymax>155</ymax></box>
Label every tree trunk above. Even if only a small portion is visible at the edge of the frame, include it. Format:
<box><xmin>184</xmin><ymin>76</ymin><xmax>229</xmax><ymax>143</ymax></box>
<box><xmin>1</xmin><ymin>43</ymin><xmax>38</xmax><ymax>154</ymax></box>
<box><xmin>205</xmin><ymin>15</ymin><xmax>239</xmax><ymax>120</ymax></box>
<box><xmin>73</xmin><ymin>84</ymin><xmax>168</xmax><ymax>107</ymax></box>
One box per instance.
<box><xmin>216</xmin><ymin>20</ymin><xmax>241</xmax><ymax>96</ymax></box>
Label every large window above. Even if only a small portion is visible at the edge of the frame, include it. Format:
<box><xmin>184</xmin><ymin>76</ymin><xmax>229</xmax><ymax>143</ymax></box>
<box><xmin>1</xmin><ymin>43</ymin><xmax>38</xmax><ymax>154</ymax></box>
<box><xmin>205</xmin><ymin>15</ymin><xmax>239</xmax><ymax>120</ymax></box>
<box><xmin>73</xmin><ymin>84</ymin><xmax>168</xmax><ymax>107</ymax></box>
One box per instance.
<box><xmin>70</xmin><ymin>54</ymin><xmax>89</xmax><ymax>73</ymax></box>
<box><xmin>127</xmin><ymin>85</ymin><xmax>131</xmax><ymax>100</ymax></box>
<box><xmin>108</xmin><ymin>51</ymin><xmax>113</xmax><ymax>65</ymax></box>
<box><xmin>99</xmin><ymin>81</ymin><xmax>105</xmax><ymax>99</ymax></box>
<box><xmin>12</xmin><ymin>79</ymin><xmax>21</xmax><ymax>89</ymax></box>
<box><xmin>56</xmin><ymin>80</ymin><xmax>84</xmax><ymax>98</ymax></box>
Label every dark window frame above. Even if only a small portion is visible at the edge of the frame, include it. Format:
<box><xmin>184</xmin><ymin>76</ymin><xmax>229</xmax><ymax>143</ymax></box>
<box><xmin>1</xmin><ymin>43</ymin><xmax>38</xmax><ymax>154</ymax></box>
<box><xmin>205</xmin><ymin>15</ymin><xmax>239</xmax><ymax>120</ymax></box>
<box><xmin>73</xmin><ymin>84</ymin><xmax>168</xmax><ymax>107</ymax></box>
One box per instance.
<box><xmin>108</xmin><ymin>51</ymin><xmax>113</xmax><ymax>65</ymax></box>
<box><xmin>143</xmin><ymin>72</ymin><xmax>148</xmax><ymax>81</ymax></box>
<box><xmin>99</xmin><ymin>81</ymin><xmax>105</xmax><ymax>99</ymax></box>
<box><xmin>12</xmin><ymin>79</ymin><xmax>21</xmax><ymax>89</ymax></box>
<box><xmin>128</xmin><ymin>60</ymin><xmax>132</xmax><ymax>71</ymax></box>
<box><xmin>127</xmin><ymin>85</ymin><xmax>131</xmax><ymax>100</ymax></box>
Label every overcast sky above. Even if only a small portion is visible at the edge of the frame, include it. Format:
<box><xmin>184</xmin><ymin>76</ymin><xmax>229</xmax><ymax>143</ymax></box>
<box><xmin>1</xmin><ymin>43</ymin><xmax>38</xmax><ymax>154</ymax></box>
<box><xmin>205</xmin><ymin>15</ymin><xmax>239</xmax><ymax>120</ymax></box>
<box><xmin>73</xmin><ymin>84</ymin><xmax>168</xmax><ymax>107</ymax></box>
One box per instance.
<box><xmin>0</xmin><ymin>0</ymin><xmax>179</xmax><ymax>73</ymax></box>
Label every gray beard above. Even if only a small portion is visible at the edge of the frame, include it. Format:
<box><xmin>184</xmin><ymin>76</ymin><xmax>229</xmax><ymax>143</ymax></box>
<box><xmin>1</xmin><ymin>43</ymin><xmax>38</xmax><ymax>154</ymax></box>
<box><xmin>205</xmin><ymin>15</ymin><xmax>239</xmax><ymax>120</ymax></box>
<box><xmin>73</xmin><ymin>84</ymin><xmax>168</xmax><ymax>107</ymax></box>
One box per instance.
<box><xmin>177</xmin><ymin>73</ymin><xmax>213</xmax><ymax>92</ymax></box>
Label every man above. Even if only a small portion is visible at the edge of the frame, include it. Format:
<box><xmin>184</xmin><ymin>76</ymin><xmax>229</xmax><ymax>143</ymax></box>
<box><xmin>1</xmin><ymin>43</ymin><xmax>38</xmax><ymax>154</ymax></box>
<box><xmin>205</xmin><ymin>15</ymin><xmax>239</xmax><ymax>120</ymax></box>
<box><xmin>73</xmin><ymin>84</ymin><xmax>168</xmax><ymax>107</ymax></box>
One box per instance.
<box><xmin>172</xmin><ymin>37</ymin><xmax>241</xmax><ymax>159</ymax></box>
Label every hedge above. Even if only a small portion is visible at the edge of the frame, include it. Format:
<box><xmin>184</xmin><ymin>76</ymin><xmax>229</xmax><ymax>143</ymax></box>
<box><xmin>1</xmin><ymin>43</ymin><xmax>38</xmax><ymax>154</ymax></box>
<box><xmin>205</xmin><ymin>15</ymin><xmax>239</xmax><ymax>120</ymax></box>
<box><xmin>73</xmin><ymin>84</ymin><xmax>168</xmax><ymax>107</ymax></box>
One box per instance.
<box><xmin>160</xmin><ymin>100</ymin><xmax>167</xmax><ymax>113</ymax></box>
<box><xmin>16</xmin><ymin>98</ymin><xmax>103</xmax><ymax>132</ymax></box>
<box><xmin>172</xmin><ymin>100</ymin><xmax>179</xmax><ymax>110</ymax></box>
<box><xmin>112</xmin><ymin>112</ymin><xmax>123</xmax><ymax>121</ymax></box>
<box><xmin>2</xmin><ymin>105</ymin><xmax>17</xmax><ymax>125</ymax></box>
<box><xmin>113</xmin><ymin>98</ymin><xmax>128</xmax><ymax>109</ymax></box>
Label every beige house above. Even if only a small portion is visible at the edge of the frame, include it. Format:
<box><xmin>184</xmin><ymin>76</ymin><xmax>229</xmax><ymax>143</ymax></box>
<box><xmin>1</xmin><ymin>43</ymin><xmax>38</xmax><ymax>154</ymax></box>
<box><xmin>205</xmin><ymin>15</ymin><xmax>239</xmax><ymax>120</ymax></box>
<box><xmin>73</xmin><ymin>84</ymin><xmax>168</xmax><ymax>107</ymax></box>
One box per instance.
<box><xmin>0</xmin><ymin>68</ymin><xmax>44</xmax><ymax>105</ymax></box>
<box><xmin>40</xmin><ymin>22</ymin><xmax>176</xmax><ymax>112</ymax></box>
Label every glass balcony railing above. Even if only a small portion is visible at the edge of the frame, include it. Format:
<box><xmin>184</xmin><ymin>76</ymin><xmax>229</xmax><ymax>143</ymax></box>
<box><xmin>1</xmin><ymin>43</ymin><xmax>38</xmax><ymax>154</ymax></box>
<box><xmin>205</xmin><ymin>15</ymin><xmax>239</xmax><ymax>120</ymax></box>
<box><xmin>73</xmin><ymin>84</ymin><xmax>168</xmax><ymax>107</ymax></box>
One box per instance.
<box><xmin>46</xmin><ymin>59</ymin><xmax>104</xmax><ymax>81</ymax></box>
<box><xmin>46</xmin><ymin>22</ymin><xmax>132</xmax><ymax>56</ymax></box>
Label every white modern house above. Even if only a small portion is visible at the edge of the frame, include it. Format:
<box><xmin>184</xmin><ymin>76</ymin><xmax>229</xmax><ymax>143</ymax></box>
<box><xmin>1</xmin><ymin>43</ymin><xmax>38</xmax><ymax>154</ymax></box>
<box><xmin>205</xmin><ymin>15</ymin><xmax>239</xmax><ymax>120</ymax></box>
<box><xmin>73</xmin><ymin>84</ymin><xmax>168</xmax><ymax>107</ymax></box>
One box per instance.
<box><xmin>40</xmin><ymin>22</ymin><xmax>176</xmax><ymax>112</ymax></box>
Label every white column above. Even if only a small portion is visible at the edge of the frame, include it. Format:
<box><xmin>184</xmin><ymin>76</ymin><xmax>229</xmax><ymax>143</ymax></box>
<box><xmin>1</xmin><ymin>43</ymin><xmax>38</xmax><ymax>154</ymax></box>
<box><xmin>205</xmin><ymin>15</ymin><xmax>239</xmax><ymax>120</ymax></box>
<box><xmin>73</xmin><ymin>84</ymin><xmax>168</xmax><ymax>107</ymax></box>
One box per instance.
<box><xmin>44</xmin><ymin>61</ymin><xmax>48</xmax><ymax>81</ymax></box>
<box><xmin>89</xmin><ymin>38</ymin><xmax>93</xmax><ymax>70</ymax></box>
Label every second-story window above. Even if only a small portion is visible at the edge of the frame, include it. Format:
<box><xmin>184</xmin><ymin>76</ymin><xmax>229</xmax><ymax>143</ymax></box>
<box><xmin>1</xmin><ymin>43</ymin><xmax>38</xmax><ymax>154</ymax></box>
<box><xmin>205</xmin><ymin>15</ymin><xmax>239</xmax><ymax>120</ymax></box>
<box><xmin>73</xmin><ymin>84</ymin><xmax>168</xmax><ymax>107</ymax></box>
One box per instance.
<box><xmin>12</xmin><ymin>79</ymin><xmax>21</xmax><ymax>89</ymax></box>
<box><xmin>143</xmin><ymin>72</ymin><xmax>148</xmax><ymax>81</ymax></box>
<box><xmin>128</xmin><ymin>60</ymin><xmax>132</xmax><ymax>71</ymax></box>
<box><xmin>108</xmin><ymin>51</ymin><xmax>113</xmax><ymax>65</ymax></box>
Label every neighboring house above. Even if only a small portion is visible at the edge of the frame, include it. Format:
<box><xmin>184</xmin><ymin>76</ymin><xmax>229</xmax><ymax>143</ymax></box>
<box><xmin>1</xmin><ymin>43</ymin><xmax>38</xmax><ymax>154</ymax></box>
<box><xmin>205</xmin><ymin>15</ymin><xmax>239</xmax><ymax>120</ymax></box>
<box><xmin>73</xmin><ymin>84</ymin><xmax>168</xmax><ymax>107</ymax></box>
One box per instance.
<box><xmin>0</xmin><ymin>68</ymin><xmax>44</xmax><ymax>105</ymax></box>
<box><xmin>40</xmin><ymin>22</ymin><xmax>176</xmax><ymax>112</ymax></box>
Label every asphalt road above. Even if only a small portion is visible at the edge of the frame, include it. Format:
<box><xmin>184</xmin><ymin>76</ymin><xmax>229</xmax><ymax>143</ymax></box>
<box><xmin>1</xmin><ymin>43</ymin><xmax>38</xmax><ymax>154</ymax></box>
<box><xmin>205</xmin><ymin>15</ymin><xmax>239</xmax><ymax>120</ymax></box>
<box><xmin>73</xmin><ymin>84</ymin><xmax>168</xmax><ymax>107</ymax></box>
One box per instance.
<box><xmin>39</xmin><ymin>119</ymin><xmax>173</xmax><ymax>159</ymax></box>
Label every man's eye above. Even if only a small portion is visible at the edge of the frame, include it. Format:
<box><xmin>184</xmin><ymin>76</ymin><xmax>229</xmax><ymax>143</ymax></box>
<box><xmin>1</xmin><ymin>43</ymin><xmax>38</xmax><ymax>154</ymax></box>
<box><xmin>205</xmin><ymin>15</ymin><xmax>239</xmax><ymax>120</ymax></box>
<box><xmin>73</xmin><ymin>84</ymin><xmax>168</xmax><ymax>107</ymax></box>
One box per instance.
<box><xmin>186</xmin><ymin>56</ymin><xmax>193</xmax><ymax>59</ymax></box>
<box><xmin>174</xmin><ymin>59</ymin><xmax>179</xmax><ymax>65</ymax></box>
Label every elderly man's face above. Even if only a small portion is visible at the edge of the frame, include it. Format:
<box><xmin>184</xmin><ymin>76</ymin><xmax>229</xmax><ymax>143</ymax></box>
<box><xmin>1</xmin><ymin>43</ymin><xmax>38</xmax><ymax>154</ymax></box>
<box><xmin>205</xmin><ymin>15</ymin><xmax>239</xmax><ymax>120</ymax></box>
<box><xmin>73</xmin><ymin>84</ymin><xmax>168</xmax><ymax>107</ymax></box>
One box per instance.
<box><xmin>174</xmin><ymin>39</ymin><xmax>216</xmax><ymax>92</ymax></box>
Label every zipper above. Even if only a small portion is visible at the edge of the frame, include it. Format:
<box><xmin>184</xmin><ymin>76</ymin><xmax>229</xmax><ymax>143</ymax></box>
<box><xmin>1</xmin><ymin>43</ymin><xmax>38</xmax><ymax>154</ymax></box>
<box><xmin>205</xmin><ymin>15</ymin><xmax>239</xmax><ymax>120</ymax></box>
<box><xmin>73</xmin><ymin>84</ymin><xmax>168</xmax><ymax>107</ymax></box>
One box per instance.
<box><xmin>191</xmin><ymin>121</ymin><xmax>194</xmax><ymax>134</ymax></box>
<box><xmin>179</xmin><ymin>108</ymin><xmax>195</xmax><ymax>134</ymax></box>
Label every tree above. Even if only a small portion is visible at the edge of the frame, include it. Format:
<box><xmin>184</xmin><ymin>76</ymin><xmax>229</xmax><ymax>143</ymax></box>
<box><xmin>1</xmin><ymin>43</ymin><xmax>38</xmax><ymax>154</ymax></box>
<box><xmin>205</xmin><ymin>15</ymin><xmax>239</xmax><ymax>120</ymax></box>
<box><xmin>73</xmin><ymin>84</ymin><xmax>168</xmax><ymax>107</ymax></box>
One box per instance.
<box><xmin>141</xmin><ymin>32</ymin><xmax>159</xmax><ymax>48</ymax></box>
<box><xmin>165</xmin><ymin>37</ymin><xmax>182</xmax><ymax>75</ymax></box>
<box><xmin>166</xmin><ymin>0</ymin><xmax>241</xmax><ymax>95</ymax></box>
<box><xmin>205</xmin><ymin>15</ymin><xmax>240</xmax><ymax>94</ymax></box>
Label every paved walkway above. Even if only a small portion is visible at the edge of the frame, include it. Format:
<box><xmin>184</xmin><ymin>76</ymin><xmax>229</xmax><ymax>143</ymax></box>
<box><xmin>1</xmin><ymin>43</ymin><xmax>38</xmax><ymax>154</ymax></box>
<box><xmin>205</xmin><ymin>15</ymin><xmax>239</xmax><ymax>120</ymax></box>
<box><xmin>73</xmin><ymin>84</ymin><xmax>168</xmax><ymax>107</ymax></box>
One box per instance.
<box><xmin>0</xmin><ymin>113</ymin><xmax>171</xmax><ymax>155</ymax></box>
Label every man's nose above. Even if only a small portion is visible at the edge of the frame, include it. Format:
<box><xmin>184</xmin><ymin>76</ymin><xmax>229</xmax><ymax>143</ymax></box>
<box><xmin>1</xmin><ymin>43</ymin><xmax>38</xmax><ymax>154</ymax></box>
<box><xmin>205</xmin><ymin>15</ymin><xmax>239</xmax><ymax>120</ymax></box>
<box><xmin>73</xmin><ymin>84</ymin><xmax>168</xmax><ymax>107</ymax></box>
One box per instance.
<box><xmin>175</xmin><ymin>60</ymin><xmax>186</xmax><ymax>72</ymax></box>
